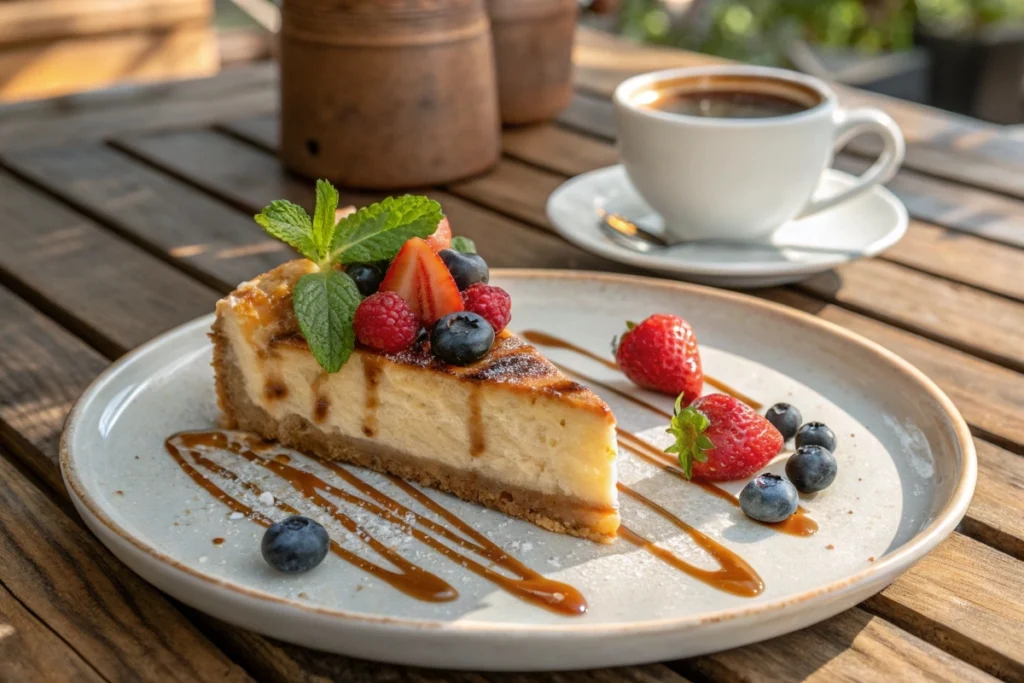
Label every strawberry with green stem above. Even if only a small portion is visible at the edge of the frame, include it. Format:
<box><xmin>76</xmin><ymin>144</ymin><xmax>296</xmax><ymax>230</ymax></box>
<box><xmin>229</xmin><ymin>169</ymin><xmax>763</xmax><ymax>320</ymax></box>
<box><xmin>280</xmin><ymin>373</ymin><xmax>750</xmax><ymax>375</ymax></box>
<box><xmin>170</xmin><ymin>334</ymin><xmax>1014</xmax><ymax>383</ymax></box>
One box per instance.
<box><xmin>666</xmin><ymin>393</ymin><xmax>783</xmax><ymax>481</ymax></box>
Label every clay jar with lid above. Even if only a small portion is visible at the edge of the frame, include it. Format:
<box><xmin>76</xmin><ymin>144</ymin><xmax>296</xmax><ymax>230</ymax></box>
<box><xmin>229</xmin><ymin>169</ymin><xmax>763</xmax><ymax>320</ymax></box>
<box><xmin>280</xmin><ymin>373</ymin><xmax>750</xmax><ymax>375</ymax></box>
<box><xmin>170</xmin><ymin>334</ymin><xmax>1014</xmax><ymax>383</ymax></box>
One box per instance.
<box><xmin>279</xmin><ymin>0</ymin><xmax>501</xmax><ymax>189</ymax></box>
<box><xmin>486</xmin><ymin>0</ymin><xmax>578</xmax><ymax>124</ymax></box>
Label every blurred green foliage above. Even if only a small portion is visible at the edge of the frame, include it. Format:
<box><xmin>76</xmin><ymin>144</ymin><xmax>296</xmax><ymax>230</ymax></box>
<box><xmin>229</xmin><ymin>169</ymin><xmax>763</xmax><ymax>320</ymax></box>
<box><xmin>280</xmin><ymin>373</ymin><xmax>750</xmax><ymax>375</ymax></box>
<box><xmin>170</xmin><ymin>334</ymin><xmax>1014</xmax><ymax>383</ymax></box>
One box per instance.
<box><xmin>618</xmin><ymin>0</ymin><xmax>1024</xmax><ymax>64</ymax></box>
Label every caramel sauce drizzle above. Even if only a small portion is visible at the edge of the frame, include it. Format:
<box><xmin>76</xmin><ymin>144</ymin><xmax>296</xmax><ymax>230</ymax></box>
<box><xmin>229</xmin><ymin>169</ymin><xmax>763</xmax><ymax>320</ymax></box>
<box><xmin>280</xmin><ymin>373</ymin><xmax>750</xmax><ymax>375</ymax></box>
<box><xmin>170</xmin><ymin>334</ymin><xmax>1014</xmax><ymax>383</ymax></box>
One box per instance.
<box><xmin>166</xmin><ymin>430</ymin><xmax>586</xmax><ymax>615</ymax></box>
<box><xmin>167</xmin><ymin>431</ymin><xmax>456</xmax><ymax>603</ymax></box>
<box><xmin>520</xmin><ymin>330</ymin><xmax>763</xmax><ymax>410</ymax></box>
<box><xmin>617</xmin><ymin>487</ymin><xmax>764</xmax><ymax>597</ymax></box>
<box><xmin>520</xmin><ymin>330</ymin><xmax>814</xmax><ymax>535</ymax></box>
<box><xmin>361</xmin><ymin>356</ymin><xmax>382</xmax><ymax>437</ymax></box>
<box><xmin>616</xmin><ymin>431</ymin><xmax>818</xmax><ymax>537</ymax></box>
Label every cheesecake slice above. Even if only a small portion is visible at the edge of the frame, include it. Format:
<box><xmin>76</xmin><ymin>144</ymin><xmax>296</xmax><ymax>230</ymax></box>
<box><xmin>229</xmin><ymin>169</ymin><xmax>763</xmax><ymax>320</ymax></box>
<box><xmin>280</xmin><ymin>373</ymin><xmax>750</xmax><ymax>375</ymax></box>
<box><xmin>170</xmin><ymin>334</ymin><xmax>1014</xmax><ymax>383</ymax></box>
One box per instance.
<box><xmin>212</xmin><ymin>260</ymin><xmax>620</xmax><ymax>542</ymax></box>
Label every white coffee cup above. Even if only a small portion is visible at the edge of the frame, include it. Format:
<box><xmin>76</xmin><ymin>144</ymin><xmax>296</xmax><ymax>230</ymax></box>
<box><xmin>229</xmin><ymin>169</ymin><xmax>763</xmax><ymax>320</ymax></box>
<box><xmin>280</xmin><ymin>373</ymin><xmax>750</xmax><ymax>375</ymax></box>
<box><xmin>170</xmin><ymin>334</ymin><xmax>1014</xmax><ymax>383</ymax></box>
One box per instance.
<box><xmin>613</xmin><ymin>65</ymin><xmax>905</xmax><ymax>242</ymax></box>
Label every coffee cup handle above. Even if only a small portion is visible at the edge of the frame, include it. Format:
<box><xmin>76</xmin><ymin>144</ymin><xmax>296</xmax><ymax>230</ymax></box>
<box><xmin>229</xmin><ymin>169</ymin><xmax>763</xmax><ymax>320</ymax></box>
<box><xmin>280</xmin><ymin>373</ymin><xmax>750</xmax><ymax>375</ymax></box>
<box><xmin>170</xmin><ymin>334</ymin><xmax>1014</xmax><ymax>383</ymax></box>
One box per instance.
<box><xmin>798</xmin><ymin>108</ymin><xmax>905</xmax><ymax>219</ymax></box>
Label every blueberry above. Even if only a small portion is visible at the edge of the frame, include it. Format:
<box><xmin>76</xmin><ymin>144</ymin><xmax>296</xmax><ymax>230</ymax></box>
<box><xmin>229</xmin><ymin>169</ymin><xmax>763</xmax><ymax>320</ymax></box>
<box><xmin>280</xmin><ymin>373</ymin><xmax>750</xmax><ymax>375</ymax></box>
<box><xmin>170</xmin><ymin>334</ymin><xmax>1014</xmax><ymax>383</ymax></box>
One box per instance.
<box><xmin>796</xmin><ymin>421</ymin><xmax>837</xmax><ymax>452</ymax></box>
<box><xmin>786</xmin><ymin>445</ymin><xmax>838</xmax><ymax>494</ymax></box>
<box><xmin>765</xmin><ymin>402</ymin><xmax>801</xmax><ymax>441</ymax></box>
<box><xmin>431</xmin><ymin>312</ymin><xmax>494</xmax><ymax>365</ymax></box>
<box><xmin>739</xmin><ymin>474</ymin><xmax>798</xmax><ymax>523</ymax></box>
<box><xmin>261</xmin><ymin>515</ymin><xmax>330</xmax><ymax>574</ymax></box>
<box><xmin>347</xmin><ymin>263</ymin><xmax>383</xmax><ymax>297</ymax></box>
<box><xmin>439</xmin><ymin>249</ymin><xmax>489</xmax><ymax>290</ymax></box>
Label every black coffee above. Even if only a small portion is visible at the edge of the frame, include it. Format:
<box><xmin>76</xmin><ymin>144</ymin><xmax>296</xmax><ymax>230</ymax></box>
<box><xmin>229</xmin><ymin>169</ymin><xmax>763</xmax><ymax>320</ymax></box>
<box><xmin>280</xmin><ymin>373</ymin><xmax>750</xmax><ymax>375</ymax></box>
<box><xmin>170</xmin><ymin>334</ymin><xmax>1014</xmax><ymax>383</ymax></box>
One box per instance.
<box><xmin>641</xmin><ymin>90</ymin><xmax>809</xmax><ymax>119</ymax></box>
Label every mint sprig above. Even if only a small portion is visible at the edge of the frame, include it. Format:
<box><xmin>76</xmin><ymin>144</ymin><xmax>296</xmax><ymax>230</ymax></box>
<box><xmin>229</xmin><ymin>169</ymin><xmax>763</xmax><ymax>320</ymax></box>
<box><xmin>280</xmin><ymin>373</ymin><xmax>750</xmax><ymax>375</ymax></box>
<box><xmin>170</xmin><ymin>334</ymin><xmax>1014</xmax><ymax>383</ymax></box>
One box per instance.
<box><xmin>253</xmin><ymin>180</ymin><xmax>444</xmax><ymax>372</ymax></box>
<box><xmin>664</xmin><ymin>394</ymin><xmax>715</xmax><ymax>478</ymax></box>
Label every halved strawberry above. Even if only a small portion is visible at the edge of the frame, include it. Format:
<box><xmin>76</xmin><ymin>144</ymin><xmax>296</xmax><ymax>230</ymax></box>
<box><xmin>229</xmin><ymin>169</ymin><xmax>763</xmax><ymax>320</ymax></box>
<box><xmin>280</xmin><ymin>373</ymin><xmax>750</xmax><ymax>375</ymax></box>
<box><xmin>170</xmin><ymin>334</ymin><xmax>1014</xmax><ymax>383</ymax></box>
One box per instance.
<box><xmin>425</xmin><ymin>216</ymin><xmax>452</xmax><ymax>252</ymax></box>
<box><xmin>380</xmin><ymin>237</ymin><xmax>463</xmax><ymax>324</ymax></box>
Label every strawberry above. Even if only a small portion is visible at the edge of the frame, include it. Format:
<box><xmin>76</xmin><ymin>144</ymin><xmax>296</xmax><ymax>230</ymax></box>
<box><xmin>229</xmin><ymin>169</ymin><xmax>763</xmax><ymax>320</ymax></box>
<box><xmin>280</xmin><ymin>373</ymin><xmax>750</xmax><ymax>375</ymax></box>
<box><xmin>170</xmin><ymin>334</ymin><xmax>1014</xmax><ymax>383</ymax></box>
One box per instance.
<box><xmin>614</xmin><ymin>314</ymin><xmax>703</xmax><ymax>404</ymax></box>
<box><xmin>380</xmin><ymin>237</ymin><xmax>463</xmax><ymax>324</ymax></box>
<box><xmin>425</xmin><ymin>216</ymin><xmax>452</xmax><ymax>252</ymax></box>
<box><xmin>666</xmin><ymin>393</ymin><xmax>783</xmax><ymax>481</ymax></box>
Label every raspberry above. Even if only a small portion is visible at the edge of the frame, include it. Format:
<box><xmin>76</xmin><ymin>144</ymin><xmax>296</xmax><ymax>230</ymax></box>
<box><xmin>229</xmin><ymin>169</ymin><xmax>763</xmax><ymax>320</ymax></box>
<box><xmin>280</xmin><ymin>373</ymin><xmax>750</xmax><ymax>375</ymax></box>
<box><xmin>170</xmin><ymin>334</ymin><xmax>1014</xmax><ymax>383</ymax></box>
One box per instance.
<box><xmin>354</xmin><ymin>292</ymin><xmax>420</xmax><ymax>353</ymax></box>
<box><xmin>460</xmin><ymin>284</ymin><xmax>511</xmax><ymax>333</ymax></box>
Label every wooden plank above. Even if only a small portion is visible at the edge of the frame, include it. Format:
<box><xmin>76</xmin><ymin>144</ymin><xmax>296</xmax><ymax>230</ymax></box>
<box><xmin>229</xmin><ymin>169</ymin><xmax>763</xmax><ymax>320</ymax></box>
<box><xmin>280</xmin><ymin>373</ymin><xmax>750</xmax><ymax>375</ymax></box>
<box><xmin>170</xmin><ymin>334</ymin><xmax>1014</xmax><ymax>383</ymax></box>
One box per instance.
<box><xmin>0</xmin><ymin>0</ymin><xmax>211</xmax><ymax>44</ymax></box>
<box><xmin>571</xmin><ymin>27</ymin><xmax>1024</xmax><ymax>200</ymax></box>
<box><xmin>0</xmin><ymin>575</ymin><xmax>105</xmax><ymax>683</ymax></box>
<box><xmin>556</xmin><ymin>91</ymin><xmax>1024</xmax><ymax>251</ymax></box>
<box><xmin>0</xmin><ymin>170</ymin><xmax>218</xmax><ymax>356</ymax></box>
<box><xmin>681</xmin><ymin>608</ymin><xmax>999</xmax><ymax>683</ymax></box>
<box><xmin>965</xmin><ymin>440</ymin><xmax>1024</xmax><ymax>562</ymax></box>
<box><xmin>0</xmin><ymin>24</ymin><xmax>219</xmax><ymax>104</ymax></box>
<box><xmin>3</xmin><ymin>143</ymin><xmax>292</xmax><ymax>291</ymax></box>
<box><xmin>195</xmin><ymin>616</ymin><xmax>691</xmax><ymax>683</ymax></box>
<box><xmin>110</xmin><ymin>127</ymin><xmax>631</xmax><ymax>276</ymax></box>
<box><xmin>0</xmin><ymin>290</ymin><xmax>108</xmax><ymax>493</ymax></box>
<box><xmin>0</xmin><ymin>62</ymin><xmax>276</xmax><ymax>151</ymax></box>
<box><xmin>864</xmin><ymin>533</ymin><xmax>1024</xmax><ymax>680</ymax></box>
<box><xmin>0</xmin><ymin>445</ymin><xmax>252</xmax><ymax>682</ymax></box>
<box><xmin>798</xmin><ymin>259</ymin><xmax>1024</xmax><ymax>372</ymax></box>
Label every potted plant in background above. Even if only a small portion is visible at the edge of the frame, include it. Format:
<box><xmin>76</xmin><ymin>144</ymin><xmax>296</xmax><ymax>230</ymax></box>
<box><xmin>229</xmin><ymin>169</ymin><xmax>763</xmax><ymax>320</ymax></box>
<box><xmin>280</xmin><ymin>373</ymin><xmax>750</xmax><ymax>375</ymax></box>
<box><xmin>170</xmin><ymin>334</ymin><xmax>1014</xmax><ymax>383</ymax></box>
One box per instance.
<box><xmin>916</xmin><ymin>0</ymin><xmax>1024</xmax><ymax>123</ymax></box>
<box><xmin>585</xmin><ymin>0</ymin><xmax>1024</xmax><ymax>122</ymax></box>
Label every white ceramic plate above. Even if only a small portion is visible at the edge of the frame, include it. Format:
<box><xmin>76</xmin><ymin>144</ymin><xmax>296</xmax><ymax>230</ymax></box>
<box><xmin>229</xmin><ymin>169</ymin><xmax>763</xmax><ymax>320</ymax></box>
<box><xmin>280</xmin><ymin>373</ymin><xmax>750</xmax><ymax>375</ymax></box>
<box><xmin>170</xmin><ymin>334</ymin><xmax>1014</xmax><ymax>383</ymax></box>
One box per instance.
<box><xmin>62</xmin><ymin>271</ymin><xmax>973</xmax><ymax>671</ymax></box>
<box><xmin>547</xmin><ymin>166</ymin><xmax>909</xmax><ymax>288</ymax></box>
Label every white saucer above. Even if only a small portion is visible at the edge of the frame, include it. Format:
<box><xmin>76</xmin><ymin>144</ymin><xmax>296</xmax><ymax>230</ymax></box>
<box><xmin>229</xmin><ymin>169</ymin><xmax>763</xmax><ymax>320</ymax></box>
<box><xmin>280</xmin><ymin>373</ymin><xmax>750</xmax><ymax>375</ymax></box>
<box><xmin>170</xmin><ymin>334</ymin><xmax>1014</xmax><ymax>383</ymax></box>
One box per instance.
<box><xmin>547</xmin><ymin>165</ymin><xmax>908</xmax><ymax>288</ymax></box>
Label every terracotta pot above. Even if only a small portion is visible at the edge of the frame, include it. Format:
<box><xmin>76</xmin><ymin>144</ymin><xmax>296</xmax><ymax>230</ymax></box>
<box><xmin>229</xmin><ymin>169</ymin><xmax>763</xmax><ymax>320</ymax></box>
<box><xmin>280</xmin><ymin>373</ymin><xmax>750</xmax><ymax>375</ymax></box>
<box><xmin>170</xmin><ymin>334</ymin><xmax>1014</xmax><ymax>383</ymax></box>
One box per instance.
<box><xmin>279</xmin><ymin>0</ymin><xmax>501</xmax><ymax>189</ymax></box>
<box><xmin>487</xmin><ymin>0</ymin><xmax>578</xmax><ymax>124</ymax></box>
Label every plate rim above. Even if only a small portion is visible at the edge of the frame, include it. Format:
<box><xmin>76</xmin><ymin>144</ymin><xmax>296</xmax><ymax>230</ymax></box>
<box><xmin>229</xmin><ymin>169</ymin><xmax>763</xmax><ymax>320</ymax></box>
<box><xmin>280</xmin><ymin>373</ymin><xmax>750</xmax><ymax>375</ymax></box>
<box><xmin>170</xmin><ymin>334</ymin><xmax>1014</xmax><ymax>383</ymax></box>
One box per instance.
<box><xmin>546</xmin><ymin>165</ymin><xmax>910</xmax><ymax>278</ymax></box>
<box><xmin>60</xmin><ymin>268</ymin><xmax>975</xmax><ymax>635</ymax></box>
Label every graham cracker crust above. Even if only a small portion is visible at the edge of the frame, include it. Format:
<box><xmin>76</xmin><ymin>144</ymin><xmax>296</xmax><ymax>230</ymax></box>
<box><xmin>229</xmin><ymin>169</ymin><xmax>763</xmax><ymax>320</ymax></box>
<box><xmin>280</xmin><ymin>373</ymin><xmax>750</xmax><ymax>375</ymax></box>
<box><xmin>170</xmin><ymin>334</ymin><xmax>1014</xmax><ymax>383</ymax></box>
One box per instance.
<box><xmin>211</xmin><ymin>316</ymin><xmax>619</xmax><ymax>543</ymax></box>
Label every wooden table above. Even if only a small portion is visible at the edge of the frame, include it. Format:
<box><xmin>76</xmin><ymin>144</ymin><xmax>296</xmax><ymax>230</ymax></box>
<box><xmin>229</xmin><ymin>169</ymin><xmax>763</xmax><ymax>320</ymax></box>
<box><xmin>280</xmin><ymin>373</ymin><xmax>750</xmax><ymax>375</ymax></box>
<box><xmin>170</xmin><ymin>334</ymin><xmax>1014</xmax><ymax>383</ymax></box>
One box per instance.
<box><xmin>0</xmin><ymin>27</ymin><xmax>1021</xmax><ymax>683</ymax></box>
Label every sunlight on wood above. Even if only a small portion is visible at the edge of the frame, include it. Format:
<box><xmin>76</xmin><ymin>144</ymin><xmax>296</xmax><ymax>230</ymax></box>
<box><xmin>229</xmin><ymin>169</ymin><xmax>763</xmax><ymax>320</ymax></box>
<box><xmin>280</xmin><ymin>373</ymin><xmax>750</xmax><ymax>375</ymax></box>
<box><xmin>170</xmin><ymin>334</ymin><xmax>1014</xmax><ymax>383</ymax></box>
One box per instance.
<box><xmin>0</xmin><ymin>623</ymin><xmax>15</xmax><ymax>640</ymax></box>
<box><xmin>171</xmin><ymin>244</ymin><xmax>210</xmax><ymax>258</ymax></box>
<box><xmin>216</xmin><ymin>242</ymin><xmax>286</xmax><ymax>259</ymax></box>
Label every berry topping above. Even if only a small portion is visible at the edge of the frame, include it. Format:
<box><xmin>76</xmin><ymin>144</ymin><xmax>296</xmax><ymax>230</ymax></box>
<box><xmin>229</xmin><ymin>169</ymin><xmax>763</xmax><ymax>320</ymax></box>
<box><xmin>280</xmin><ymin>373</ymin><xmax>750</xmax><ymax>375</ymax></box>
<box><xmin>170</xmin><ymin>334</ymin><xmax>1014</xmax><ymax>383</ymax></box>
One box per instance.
<box><xmin>460</xmin><ymin>283</ymin><xmax>512</xmax><ymax>333</ymax></box>
<box><xmin>765</xmin><ymin>402</ymin><xmax>802</xmax><ymax>441</ymax></box>
<box><xmin>785</xmin><ymin>445</ymin><xmax>838</xmax><ymax>493</ymax></box>
<box><xmin>380</xmin><ymin>237</ymin><xmax>464</xmax><ymax>324</ymax></box>
<box><xmin>354</xmin><ymin>292</ymin><xmax>421</xmax><ymax>354</ymax></box>
<box><xmin>796</xmin><ymin>421</ymin><xmax>837</xmax><ymax>452</ymax></box>
<box><xmin>439</xmin><ymin>249</ymin><xmax>489</xmax><ymax>290</ymax></box>
<box><xmin>739</xmin><ymin>474</ymin><xmax>798</xmax><ymax>523</ymax></box>
<box><xmin>666</xmin><ymin>393</ymin><xmax>783</xmax><ymax>481</ymax></box>
<box><xmin>346</xmin><ymin>263</ymin><xmax>384</xmax><ymax>297</ymax></box>
<box><xmin>431</xmin><ymin>312</ymin><xmax>495</xmax><ymax>366</ymax></box>
<box><xmin>261</xmin><ymin>515</ymin><xmax>330</xmax><ymax>574</ymax></box>
<box><xmin>425</xmin><ymin>216</ymin><xmax>452</xmax><ymax>252</ymax></box>
<box><xmin>615</xmin><ymin>314</ymin><xmax>703</xmax><ymax>403</ymax></box>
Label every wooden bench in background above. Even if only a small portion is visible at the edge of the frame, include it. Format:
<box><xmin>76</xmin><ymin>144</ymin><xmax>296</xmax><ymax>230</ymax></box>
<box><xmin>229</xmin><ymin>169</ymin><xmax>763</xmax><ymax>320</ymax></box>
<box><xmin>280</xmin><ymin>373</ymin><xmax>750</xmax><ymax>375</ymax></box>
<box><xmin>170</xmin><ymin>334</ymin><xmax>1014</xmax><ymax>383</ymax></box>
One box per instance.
<box><xmin>0</xmin><ymin>0</ymin><xmax>219</xmax><ymax>103</ymax></box>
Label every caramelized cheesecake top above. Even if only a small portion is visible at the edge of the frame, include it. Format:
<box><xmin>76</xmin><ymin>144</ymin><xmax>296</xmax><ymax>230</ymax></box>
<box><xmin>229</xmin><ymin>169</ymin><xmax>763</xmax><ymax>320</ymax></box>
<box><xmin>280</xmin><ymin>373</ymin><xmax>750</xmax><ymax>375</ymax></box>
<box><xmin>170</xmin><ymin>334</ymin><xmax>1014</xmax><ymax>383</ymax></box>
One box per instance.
<box><xmin>220</xmin><ymin>260</ymin><xmax>614</xmax><ymax>414</ymax></box>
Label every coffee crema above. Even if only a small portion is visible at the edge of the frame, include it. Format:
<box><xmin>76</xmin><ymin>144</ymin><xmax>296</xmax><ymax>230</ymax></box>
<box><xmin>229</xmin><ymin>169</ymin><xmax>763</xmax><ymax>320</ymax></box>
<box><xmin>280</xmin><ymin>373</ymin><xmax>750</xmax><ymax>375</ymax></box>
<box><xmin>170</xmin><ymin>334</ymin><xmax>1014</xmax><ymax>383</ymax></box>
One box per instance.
<box><xmin>631</xmin><ymin>75</ymin><xmax>820</xmax><ymax>120</ymax></box>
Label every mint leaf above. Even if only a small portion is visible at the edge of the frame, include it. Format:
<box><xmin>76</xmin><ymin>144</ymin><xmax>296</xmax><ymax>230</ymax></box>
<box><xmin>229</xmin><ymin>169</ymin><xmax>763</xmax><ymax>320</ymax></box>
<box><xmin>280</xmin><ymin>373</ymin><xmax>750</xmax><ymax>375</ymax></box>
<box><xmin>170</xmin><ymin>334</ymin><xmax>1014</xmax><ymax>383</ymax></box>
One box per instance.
<box><xmin>311</xmin><ymin>180</ymin><xmax>340</xmax><ymax>261</ymax></box>
<box><xmin>255</xmin><ymin>200</ymin><xmax>317</xmax><ymax>261</ymax></box>
<box><xmin>450</xmin><ymin>236</ymin><xmax>477</xmax><ymax>254</ymax></box>
<box><xmin>329</xmin><ymin>195</ymin><xmax>443</xmax><ymax>264</ymax></box>
<box><xmin>292</xmin><ymin>269</ymin><xmax>361</xmax><ymax>373</ymax></box>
